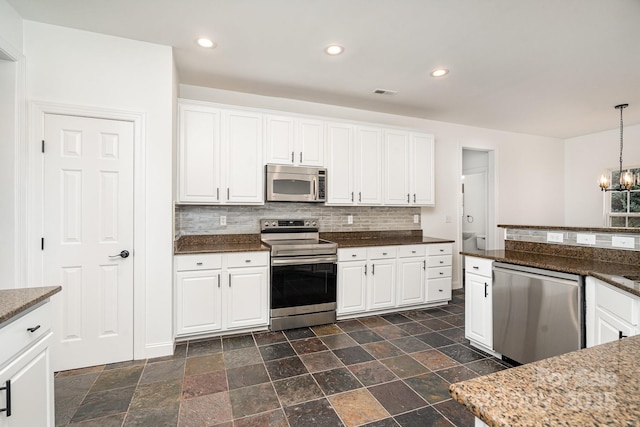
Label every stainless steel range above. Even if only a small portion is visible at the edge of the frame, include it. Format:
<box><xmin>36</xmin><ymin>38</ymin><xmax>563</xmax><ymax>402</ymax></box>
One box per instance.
<box><xmin>261</xmin><ymin>219</ymin><xmax>338</xmax><ymax>331</ymax></box>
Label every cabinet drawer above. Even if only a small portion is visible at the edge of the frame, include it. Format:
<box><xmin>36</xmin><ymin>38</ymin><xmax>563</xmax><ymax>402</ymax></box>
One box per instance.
<box><xmin>338</xmin><ymin>248</ymin><xmax>367</xmax><ymax>262</ymax></box>
<box><xmin>426</xmin><ymin>278</ymin><xmax>452</xmax><ymax>302</ymax></box>
<box><xmin>227</xmin><ymin>251</ymin><xmax>269</xmax><ymax>268</ymax></box>
<box><xmin>427</xmin><ymin>266</ymin><xmax>452</xmax><ymax>279</ymax></box>
<box><xmin>398</xmin><ymin>245</ymin><xmax>426</xmax><ymax>258</ymax></box>
<box><xmin>427</xmin><ymin>244</ymin><xmax>452</xmax><ymax>256</ymax></box>
<box><xmin>175</xmin><ymin>254</ymin><xmax>223</xmax><ymax>271</ymax></box>
<box><xmin>465</xmin><ymin>256</ymin><xmax>493</xmax><ymax>277</ymax></box>
<box><xmin>595</xmin><ymin>281</ymin><xmax>638</xmax><ymax>325</ymax></box>
<box><xmin>368</xmin><ymin>246</ymin><xmax>397</xmax><ymax>259</ymax></box>
<box><xmin>0</xmin><ymin>302</ymin><xmax>52</xmax><ymax>365</ymax></box>
<box><xmin>427</xmin><ymin>255</ymin><xmax>452</xmax><ymax>268</ymax></box>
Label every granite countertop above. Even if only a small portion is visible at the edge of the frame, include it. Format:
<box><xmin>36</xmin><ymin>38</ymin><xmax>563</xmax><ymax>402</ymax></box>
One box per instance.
<box><xmin>0</xmin><ymin>286</ymin><xmax>62</xmax><ymax>325</ymax></box>
<box><xmin>321</xmin><ymin>231</ymin><xmax>454</xmax><ymax>248</ymax></box>
<box><xmin>175</xmin><ymin>234</ymin><xmax>269</xmax><ymax>254</ymax></box>
<box><xmin>462</xmin><ymin>249</ymin><xmax>640</xmax><ymax>297</ymax></box>
<box><xmin>450</xmin><ymin>334</ymin><xmax>640</xmax><ymax>426</ymax></box>
<box><xmin>498</xmin><ymin>224</ymin><xmax>640</xmax><ymax>234</ymax></box>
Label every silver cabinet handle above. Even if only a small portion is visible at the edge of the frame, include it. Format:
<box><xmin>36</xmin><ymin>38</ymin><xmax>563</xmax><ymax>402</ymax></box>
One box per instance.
<box><xmin>351</xmin><ymin>192</ymin><xmax>354</xmax><ymax>202</ymax></box>
<box><xmin>351</xmin><ymin>254</ymin><xmax>357</xmax><ymax>257</ymax></box>
<box><xmin>484</xmin><ymin>282</ymin><xmax>488</xmax><ymax>298</ymax></box>
<box><xmin>423</xmin><ymin>260</ymin><xmax>426</xmax><ymax>270</ymax></box>
<box><xmin>218</xmin><ymin>273</ymin><xmax>220</xmax><ymax>288</ymax></box>
<box><xmin>245</xmin><ymin>259</ymin><xmax>251</xmax><ymax>263</ymax></box>
<box><xmin>412</xmin><ymin>250</ymin><xmax>416</xmax><ymax>254</ymax></box>
<box><xmin>227</xmin><ymin>188</ymin><xmax>230</xmax><ymax>199</ymax></box>
<box><xmin>229</xmin><ymin>273</ymin><xmax>231</xmax><ymax>287</ymax></box>
<box><xmin>413</xmin><ymin>194</ymin><xmax>416</xmax><ymax>203</ymax></box>
<box><xmin>472</xmin><ymin>266</ymin><xmax>479</xmax><ymax>269</ymax></box>
<box><xmin>359</xmin><ymin>192</ymin><xmax>362</xmax><ymax>202</ymax></box>
<box><xmin>364</xmin><ymin>264</ymin><xmax>367</xmax><ymax>275</ymax></box>
<box><xmin>407</xmin><ymin>194</ymin><xmax>410</xmax><ymax>203</ymax></box>
<box><xmin>300</xmin><ymin>152</ymin><xmax>303</xmax><ymax>163</ymax></box>
<box><xmin>291</xmin><ymin>151</ymin><xmax>294</xmax><ymax>163</ymax></box>
<box><xmin>439</xmin><ymin>272</ymin><xmax>444</xmax><ymax>275</ymax></box>
<box><xmin>372</xmin><ymin>264</ymin><xmax>375</xmax><ymax>275</ymax></box>
<box><xmin>382</xmin><ymin>252</ymin><xmax>387</xmax><ymax>256</ymax></box>
<box><xmin>216</xmin><ymin>188</ymin><xmax>220</xmax><ymax>201</ymax></box>
<box><xmin>440</xmin><ymin>261</ymin><xmax>444</xmax><ymax>264</ymax></box>
<box><xmin>196</xmin><ymin>262</ymin><xmax>203</xmax><ymax>266</ymax></box>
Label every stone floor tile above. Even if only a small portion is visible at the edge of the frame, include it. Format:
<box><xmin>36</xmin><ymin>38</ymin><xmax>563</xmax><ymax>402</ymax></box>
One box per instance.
<box><xmin>389</xmin><ymin>336</ymin><xmax>431</xmax><ymax>353</ymax></box>
<box><xmin>71</xmin><ymin>386</ymin><xmax>136</xmax><ymax>422</ymax></box>
<box><xmin>412</xmin><ymin>349</ymin><xmax>459</xmax><ymax>371</ymax></box>
<box><xmin>89</xmin><ymin>365</ymin><xmax>144</xmax><ymax>393</ymax></box>
<box><xmin>69</xmin><ymin>413</ymin><xmax>126</xmax><ymax>426</ymax></box>
<box><xmin>223</xmin><ymin>346</ymin><xmax>262</xmax><ymax>368</ymax></box>
<box><xmin>55</xmin><ymin>365</ymin><xmax>104</xmax><ymax>378</ymax></box>
<box><xmin>124</xmin><ymin>401</ymin><xmax>180</xmax><ymax>426</ymax></box>
<box><xmin>380</xmin><ymin>313</ymin><xmax>412</xmax><ymax>325</ymax></box>
<box><xmin>420</xmin><ymin>318</ymin><xmax>457</xmax><ymax>331</ymax></box>
<box><xmin>291</xmin><ymin>337</ymin><xmax>329</xmax><ymax>354</ymax></box>
<box><xmin>438</xmin><ymin>344</ymin><xmax>486</xmax><ymax>364</ymax></box>
<box><xmin>299</xmin><ymin>350</ymin><xmax>344</xmax><ymax>372</ymax></box>
<box><xmin>359</xmin><ymin>316</ymin><xmax>391</xmax><ymax>329</ymax></box>
<box><xmin>393</xmin><ymin>405</ymin><xmax>453</xmax><ymax>427</ymax></box>
<box><xmin>259</xmin><ymin>342</ymin><xmax>296</xmax><ymax>361</ymax></box>
<box><xmin>438</xmin><ymin>327</ymin><xmax>467</xmax><ymax>343</ymax></box>
<box><xmin>186</xmin><ymin>337</ymin><xmax>222</xmax><ymax>357</ymax></box>
<box><xmin>229</xmin><ymin>383</ymin><xmax>280</xmax><ymax>418</ymax></box>
<box><xmin>362</xmin><ymin>341</ymin><xmax>405</xmax><ymax>359</ymax></box>
<box><xmin>265</xmin><ymin>355</ymin><xmax>308</xmax><ymax>380</ymax></box>
<box><xmin>149</xmin><ymin>342</ymin><xmax>187</xmax><ymax>363</ymax></box>
<box><xmin>311</xmin><ymin>323</ymin><xmax>343</xmax><ymax>336</ymax></box>
<box><xmin>433</xmin><ymin>399</ymin><xmax>476</xmax><ymax>427</ymax></box>
<box><xmin>226</xmin><ymin>363</ymin><xmax>270</xmax><ymax>390</ymax></box>
<box><xmin>440</xmin><ymin>314</ymin><xmax>465</xmax><ymax>328</ymax></box>
<box><xmin>234</xmin><ymin>408</ymin><xmax>289</xmax><ymax>427</ymax></box>
<box><xmin>184</xmin><ymin>352</ymin><xmax>225</xmax><ymax>376</ymax></box>
<box><xmin>367</xmin><ymin>380</ymin><xmax>427</xmax><ymax>416</ymax></box>
<box><xmin>404</xmin><ymin>372</ymin><xmax>452</xmax><ymax>404</ymax></box>
<box><xmin>465</xmin><ymin>358</ymin><xmax>508</xmax><ymax>376</ymax></box>
<box><xmin>424</xmin><ymin>308</ymin><xmax>454</xmax><ymax>318</ymax></box>
<box><xmin>313</xmin><ymin>367</ymin><xmax>363</xmax><ymax>395</ymax></box>
<box><xmin>434</xmin><ymin>365</ymin><xmax>479</xmax><ymax>383</ymax></box>
<box><xmin>222</xmin><ymin>335</ymin><xmax>256</xmax><ymax>351</ymax></box>
<box><xmin>348</xmin><ymin>329</ymin><xmax>385</xmax><ymax>344</ymax></box>
<box><xmin>253</xmin><ymin>330</ymin><xmax>287</xmax><ymax>346</ymax></box>
<box><xmin>54</xmin><ymin>372</ymin><xmax>100</xmax><ymax>399</ymax></box>
<box><xmin>139</xmin><ymin>358</ymin><xmax>185</xmax><ymax>385</ymax></box>
<box><xmin>415</xmin><ymin>332</ymin><xmax>455</xmax><ymax>348</ymax></box>
<box><xmin>333</xmin><ymin>345</ymin><xmax>375</xmax><ymax>365</ymax></box>
<box><xmin>182</xmin><ymin>370</ymin><xmax>228</xmax><ymax>398</ymax></box>
<box><xmin>178</xmin><ymin>391</ymin><xmax>232</xmax><ymax>427</ymax></box>
<box><xmin>361</xmin><ymin>418</ymin><xmax>401</xmax><ymax>427</ymax></box>
<box><xmin>273</xmin><ymin>374</ymin><xmax>324</xmax><ymax>406</ymax></box>
<box><xmin>395</xmin><ymin>322</ymin><xmax>432</xmax><ymax>336</ymax></box>
<box><xmin>320</xmin><ymin>333</ymin><xmax>358</xmax><ymax>350</ymax></box>
<box><xmin>283</xmin><ymin>327</ymin><xmax>316</xmax><ymax>340</ymax></box>
<box><xmin>348</xmin><ymin>360</ymin><xmax>397</xmax><ymax>386</ymax></box>
<box><xmin>379</xmin><ymin>355</ymin><xmax>429</xmax><ymax>379</ymax></box>
<box><xmin>129</xmin><ymin>378</ymin><xmax>182</xmax><ymax>411</ymax></box>
<box><xmin>337</xmin><ymin>318</ymin><xmax>367</xmax><ymax>332</ymax></box>
<box><xmin>441</xmin><ymin>304</ymin><xmax>465</xmax><ymax>315</ymax></box>
<box><xmin>104</xmin><ymin>359</ymin><xmax>146</xmax><ymax>370</ymax></box>
<box><xmin>55</xmin><ymin>394</ymin><xmax>84</xmax><ymax>426</ymax></box>
<box><xmin>329</xmin><ymin>388</ymin><xmax>390</xmax><ymax>427</ymax></box>
<box><xmin>402</xmin><ymin>309</ymin><xmax>434</xmax><ymax>321</ymax></box>
<box><xmin>372</xmin><ymin>325</ymin><xmax>410</xmax><ymax>340</ymax></box>
<box><xmin>284</xmin><ymin>398</ymin><xmax>344</xmax><ymax>427</ymax></box>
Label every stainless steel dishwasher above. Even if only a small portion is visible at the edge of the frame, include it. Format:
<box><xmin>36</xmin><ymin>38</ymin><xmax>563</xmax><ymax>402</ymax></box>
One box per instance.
<box><xmin>493</xmin><ymin>262</ymin><xmax>584</xmax><ymax>364</ymax></box>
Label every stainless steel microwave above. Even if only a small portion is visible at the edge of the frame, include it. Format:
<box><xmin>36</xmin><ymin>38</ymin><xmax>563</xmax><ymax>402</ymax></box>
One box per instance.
<box><xmin>265</xmin><ymin>164</ymin><xmax>326</xmax><ymax>202</ymax></box>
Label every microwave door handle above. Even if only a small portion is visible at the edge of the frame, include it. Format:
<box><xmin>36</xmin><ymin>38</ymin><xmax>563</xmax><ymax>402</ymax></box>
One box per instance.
<box><xmin>312</xmin><ymin>176</ymin><xmax>317</xmax><ymax>199</ymax></box>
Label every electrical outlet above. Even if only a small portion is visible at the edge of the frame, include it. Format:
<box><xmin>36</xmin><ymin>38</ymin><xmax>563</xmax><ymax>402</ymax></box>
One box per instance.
<box><xmin>347</xmin><ymin>215</ymin><xmax>353</xmax><ymax>225</ymax></box>
<box><xmin>220</xmin><ymin>216</ymin><xmax>227</xmax><ymax>226</ymax></box>
<box><xmin>576</xmin><ymin>233</ymin><xmax>596</xmax><ymax>245</ymax></box>
<box><xmin>547</xmin><ymin>232</ymin><xmax>563</xmax><ymax>243</ymax></box>
<box><xmin>413</xmin><ymin>214</ymin><xmax>419</xmax><ymax>224</ymax></box>
<box><xmin>612</xmin><ymin>236</ymin><xmax>635</xmax><ymax>249</ymax></box>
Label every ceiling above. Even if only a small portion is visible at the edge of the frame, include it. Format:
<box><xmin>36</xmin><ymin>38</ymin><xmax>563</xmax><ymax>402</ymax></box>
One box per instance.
<box><xmin>7</xmin><ymin>0</ymin><xmax>640</xmax><ymax>139</ymax></box>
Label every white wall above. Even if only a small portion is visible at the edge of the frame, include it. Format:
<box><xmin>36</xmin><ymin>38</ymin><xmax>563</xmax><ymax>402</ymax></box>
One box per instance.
<box><xmin>565</xmin><ymin>123</ymin><xmax>640</xmax><ymax>227</ymax></box>
<box><xmin>0</xmin><ymin>0</ymin><xmax>22</xmax><ymax>52</ymax></box>
<box><xmin>24</xmin><ymin>21</ymin><xmax>175</xmax><ymax>359</ymax></box>
<box><xmin>180</xmin><ymin>85</ymin><xmax>566</xmax><ymax>288</ymax></box>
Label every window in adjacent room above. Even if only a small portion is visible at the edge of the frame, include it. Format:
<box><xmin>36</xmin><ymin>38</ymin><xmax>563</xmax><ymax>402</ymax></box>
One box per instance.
<box><xmin>607</xmin><ymin>167</ymin><xmax>640</xmax><ymax>227</ymax></box>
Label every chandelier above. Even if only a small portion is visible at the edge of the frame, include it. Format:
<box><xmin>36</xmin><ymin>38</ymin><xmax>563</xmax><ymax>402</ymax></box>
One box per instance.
<box><xmin>599</xmin><ymin>104</ymin><xmax>637</xmax><ymax>191</ymax></box>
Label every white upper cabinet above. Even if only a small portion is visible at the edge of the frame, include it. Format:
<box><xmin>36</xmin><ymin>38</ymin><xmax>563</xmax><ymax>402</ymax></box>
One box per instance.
<box><xmin>327</xmin><ymin>125</ymin><xmax>383</xmax><ymax>206</ymax></box>
<box><xmin>177</xmin><ymin>101</ymin><xmax>263</xmax><ymax>204</ymax></box>
<box><xmin>178</xmin><ymin>103</ymin><xmax>221</xmax><ymax>203</ymax></box>
<box><xmin>265</xmin><ymin>115</ymin><xmax>325</xmax><ymax>167</ymax></box>
<box><xmin>383</xmin><ymin>130</ymin><xmax>435</xmax><ymax>206</ymax></box>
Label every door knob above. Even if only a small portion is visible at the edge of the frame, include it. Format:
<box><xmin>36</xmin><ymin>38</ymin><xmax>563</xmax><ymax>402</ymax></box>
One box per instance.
<box><xmin>109</xmin><ymin>250</ymin><xmax>130</xmax><ymax>259</ymax></box>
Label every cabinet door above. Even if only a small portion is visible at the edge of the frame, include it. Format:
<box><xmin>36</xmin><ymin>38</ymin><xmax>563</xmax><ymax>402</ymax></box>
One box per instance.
<box><xmin>383</xmin><ymin>130</ymin><xmax>410</xmax><ymax>205</ymax></box>
<box><xmin>265</xmin><ymin>115</ymin><xmax>295</xmax><ymax>165</ymax></box>
<box><xmin>178</xmin><ymin>104</ymin><xmax>221</xmax><ymax>203</ymax></box>
<box><xmin>397</xmin><ymin>257</ymin><xmax>425</xmax><ymax>306</ymax></box>
<box><xmin>368</xmin><ymin>260</ymin><xmax>396</xmax><ymax>310</ymax></box>
<box><xmin>356</xmin><ymin>127</ymin><xmax>383</xmax><ymax>205</ymax></box>
<box><xmin>175</xmin><ymin>270</ymin><xmax>222</xmax><ymax>336</ymax></box>
<box><xmin>465</xmin><ymin>272</ymin><xmax>492</xmax><ymax>348</ymax></box>
<box><xmin>223</xmin><ymin>110</ymin><xmax>264</xmax><ymax>204</ymax></box>
<box><xmin>227</xmin><ymin>267</ymin><xmax>269</xmax><ymax>330</ymax></box>
<box><xmin>297</xmin><ymin>119</ymin><xmax>324</xmax><ymax>166</ymax></box>
<box><xmin>326</xmin><ymin>123</ymin><xmax>355</xmax><ymax>205</ymax></box>
<box><xmin>0</xmin><ymin>337</ymin><xmax>54</xmax><ymax>427</ymax></box>
<box><xmin>337</xmin><ymin>261</ymin><xmax>367</xmax><ymax>315</ymax></box>
<box><xmin>592</xmin><ymin>307</ymin><xmax>635</xmax><ymax>346</ymax></box>
<box><xmin>410</xmin><ymin>132</ymin><xmax>434</xmax><ymax>206</ymax></box>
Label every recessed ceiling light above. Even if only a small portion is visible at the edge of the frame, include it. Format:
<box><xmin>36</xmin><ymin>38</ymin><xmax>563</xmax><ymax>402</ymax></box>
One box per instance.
<box><xmin>197</xmin><ymin>38</ymin><xmax>216</xmax><ymax>48</ymax></box>
<box><xmin>325</xmin><ymin>45</ymin><xmax>344</xmax><ymax>55</ymax></box>
<box><xmin>431</xmin><ymin>68</ymin><xmax>449</xmax><ymax>77</ymax></box>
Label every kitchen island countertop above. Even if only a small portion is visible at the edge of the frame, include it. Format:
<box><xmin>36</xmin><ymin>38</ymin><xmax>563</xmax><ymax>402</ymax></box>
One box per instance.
<box><xmin>450</xmin><ymin>334</ymin><xmax>640</xmax><ymax>426</ymax></box>
<box><xmin>462</xmin><ymin>248</ymin><xmax>640</xmax><ymax>297</ymax></box>
<box><xmin>0</xmin><ymin>286</ymin><xmax>62</xmax><ymax>325</ymax></box>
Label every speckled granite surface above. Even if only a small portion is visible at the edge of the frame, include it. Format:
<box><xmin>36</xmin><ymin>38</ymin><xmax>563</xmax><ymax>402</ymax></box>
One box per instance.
<box><xmin>175</xmin><ymin>234</ymin><xmax>269</xmax><ymax>254</ymax></box>
<box><xmin>0</xmin><ymin>286</ymin><xmax>61</xmax><ymax>325</ymax></box>
<box><xmin>176</xmin><ymin>231</ymin><xmax>454</xmax><ymax>254</ymax></box>
<box><xmin>461</xmin><ymin>248</ymin><xmax>640</xmax><ymax>297</ymax></box>
<box><xmin>321</xmin><ymin>231</ymin><xmax>454</xmax><ymax>248</ymax></box>
<box><xmin>450</xmin><ymin>334</ymin><xmax>640</xmax><ymax>426</ymax></box>
<box><xmin>498</xmin><ymin>224</ymin><xmax>640</xmax><ymax>234</ymax></box>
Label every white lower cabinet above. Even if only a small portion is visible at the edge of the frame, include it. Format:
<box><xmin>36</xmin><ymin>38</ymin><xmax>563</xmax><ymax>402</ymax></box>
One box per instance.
<box><xmin>174</xmin><ymin>251</ymin><xmax>269</xmax><ymax>338</ymax></box>
<box><xmin>0</xmin><ymin>302</ymin><xmax>54</xmax><ymax>427</ymax></box>
<box><xmin>586</xmin><ymin>276</ymin><xmax>640</xmax><ymax>347</ymax></box>
<box><xmin>465</xmin><ymin>256</ymin><xmax>494</xmax><ymax>350</ymax></box>
<box><xmin>337</xmin><ymin>243</ymin><xmax>452</xmax><ymax>317</ymax></box>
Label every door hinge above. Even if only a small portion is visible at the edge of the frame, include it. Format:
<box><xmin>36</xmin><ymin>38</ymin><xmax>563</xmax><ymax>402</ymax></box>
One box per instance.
<box><xmin>41</xmin><ymin>238</ymin><xmax>44</xmax><ymax>250</ymax></box>
<box><xmin>41</xmin><ymin>140</ymin><xmax>45</xmax><ymax>153</ymax></box>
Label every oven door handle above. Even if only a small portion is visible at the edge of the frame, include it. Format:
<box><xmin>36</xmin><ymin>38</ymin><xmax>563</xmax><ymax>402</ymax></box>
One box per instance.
<box><xmin>271</xmin><ymin>255</ymin><xmax>337</xmax><ymax>266</ymax></box>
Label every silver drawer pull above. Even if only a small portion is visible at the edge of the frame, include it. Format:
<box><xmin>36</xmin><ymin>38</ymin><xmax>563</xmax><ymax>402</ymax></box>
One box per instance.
<box><xmin>352</xmin><ymin>254</ymin><xmax>357</xmax><ymax>257</ymax></box>
<box><xmin>439</xmin><ymin>249</ymin><xmax>444</xmax><ymax>252</ymax></box>
<box><xmin>196</xmin><ymin>262</ymin><xmax>203</xmax><ymax>266</ymax></box>
<box><xmin>27</xmin><ymin>325</ymin><xmax>41</xmax><ymax>333</ymax></box>
<box><xmin>245</xmin><ymin>260</ymin><xmax>251</xmax><ymax>263</ymax></box>
<box><xmin>439</xmin><ymin>272</ymin><xmax>444</xmax><ymax>275</ymax></box>
<box><xmin>412</xmin><ymin>250</ymin><xmax>416</xmax><ymax>254</ymax></box>
<box><xmin>382</xmin><ymin>252</ymin><xmax>387</xmax><ymax>256</ymax></box>
<box><xmin>472</xmin><ymin>266</ymin><xmax>479</xmax><ymax>269</ymax></box>
<box><xmin>439</xmin><ymin>261</ymin><xmax>444</xmax><ymax>264</ymax></box>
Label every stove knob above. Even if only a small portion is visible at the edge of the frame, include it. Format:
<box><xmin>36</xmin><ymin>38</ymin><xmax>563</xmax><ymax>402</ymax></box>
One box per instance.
<box><xmin>263</xmin><ymin>221</ymin><xmax>270</xmax><ymax>227</ymax></box>
<box><xmin>311</xmin><ymin>221</ymin><xmax>317</xmax><ymax>227</ymax></box>
<box><xmin>271</xmin><ymin>221</ymin><xmax>277</xmax><ymax>227</ymax></box>
<box><xmin>305</xmin><ymin>221</ymin><xmax>310</xmax><ymax>226</ymax></box>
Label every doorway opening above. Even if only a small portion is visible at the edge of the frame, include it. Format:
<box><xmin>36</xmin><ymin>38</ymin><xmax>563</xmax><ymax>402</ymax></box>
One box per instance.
<box><xmin>461</xmin><ymin>148</ymin><xmax>496</xmax><ymax>284</ymax></box>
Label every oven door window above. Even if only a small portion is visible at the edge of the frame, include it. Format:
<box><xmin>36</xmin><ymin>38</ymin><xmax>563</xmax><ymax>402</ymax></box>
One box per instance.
<box><xmin>271</xmin><ymin>262</ymin><xmax>337</xmax><ymax>309</ymax></box>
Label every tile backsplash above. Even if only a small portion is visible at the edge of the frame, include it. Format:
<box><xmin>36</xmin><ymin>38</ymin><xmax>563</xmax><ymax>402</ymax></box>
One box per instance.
<box><xmin>505</xmin><ymin>228</ymin><xmax>640</xmax><ymax>252</ymax></box>
<box><xmin>175</xmin><ymin>203</ymin><xmax>421</xmax><ymax>236</ymax></box>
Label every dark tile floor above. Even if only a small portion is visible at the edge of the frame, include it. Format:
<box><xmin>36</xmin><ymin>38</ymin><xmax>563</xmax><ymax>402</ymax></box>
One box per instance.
<box><xmin>54</xmin><ymin>289</ymin><xmax>512</xmax><ymax>426</ymax></box>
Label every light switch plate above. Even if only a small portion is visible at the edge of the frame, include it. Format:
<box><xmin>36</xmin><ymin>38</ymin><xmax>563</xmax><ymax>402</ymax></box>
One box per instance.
<box><xmin>612</xmin><ymin>236</ymin><xmax>635</xmax><ymax>249</ymax></box>
<box><xmin>220</xmin><ymin>216</ymin><xmax>227</xmax><ymax>226</ymax></box>
<box><xmin>576</xmin><ymin>233</ymin><xmax>596</xmax><ymax>245</ymax></box>
<box><xmin>413</xmin><ymin>214</ymin><xmax>419</xmax><ymax>224</ymax></box>
<box><xmin>347</xmin><ymin>215</ymin><xmax>353</xmax><ymax>225</ymax></box>
<box><xmin>547</xmin><ymin>232</ymin><xmax>564</xmax><ymax>243</ymax></box>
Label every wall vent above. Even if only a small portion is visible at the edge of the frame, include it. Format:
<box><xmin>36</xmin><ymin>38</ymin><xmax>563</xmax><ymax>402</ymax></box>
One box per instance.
<box><xmin>373</xmin><ymin>88</ymin><xmax>398</xmax><ymax>95</ymax></box>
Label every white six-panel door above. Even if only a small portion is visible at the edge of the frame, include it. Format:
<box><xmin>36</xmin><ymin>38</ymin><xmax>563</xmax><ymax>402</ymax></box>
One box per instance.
<box><xmin>43</xmin><ymin>114</ymin><xmax>134</xmax><ymax>371</ymax></box>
